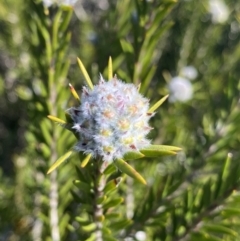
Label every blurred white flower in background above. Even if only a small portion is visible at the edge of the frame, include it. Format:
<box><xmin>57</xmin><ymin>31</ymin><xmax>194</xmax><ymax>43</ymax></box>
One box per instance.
<box><xmin>209</xmin><ymin>0</ymin><xmax>229</xmax><ymax>24</ymax></box>
<box><xmin>42</xmin><ymin>0</ymin><xmax>52</xmax><ymax>7</ymax></box>
<box><xmin>168</xmin><ymin>76</ymin><xmax>193</xmax><ymax>103</ymax></box>
<box><xmin>180</xmin><ymin>65</ymin><xmax>198</xmax><ymax>80</ymax></box>
<box><xmin>135</xmin><ymin>231</ymin><xmax>147</xmax><ymax>241</ymax></box>
<box><xmin>41</xmin><ymin>0</ymin><xmax>110</xmax><ymax>21</ymax></box>
<box><xmin>42</xmin><ymin>0</ymin><xmax>78</xmax><ymax>7</ymax></box>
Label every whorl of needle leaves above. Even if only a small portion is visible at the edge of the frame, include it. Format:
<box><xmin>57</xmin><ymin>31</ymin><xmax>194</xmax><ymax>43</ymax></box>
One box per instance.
<box><xmin>67</xmin><ymin>77</ymin><xmax>154</xmax><ymax>162</ymax></box>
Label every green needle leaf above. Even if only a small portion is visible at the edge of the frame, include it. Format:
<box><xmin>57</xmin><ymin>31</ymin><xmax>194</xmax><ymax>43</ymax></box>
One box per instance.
<box><xmin>47</xmin><ymin>115</ymin><xmax>66</xmax><ymax>124</ymax></box>
<box><xmin>140</xmin><ymin>149</ymin><xmax>176</xmax><ymax>157</ymax></box>
<box><xmin>147</xmin><ymin>144</ymin><xmax>182</xmax><ymax>152</ymax></box>
<box><xmin>81</xmin><ymin>153</ymin><xmax>92</xmax><ymax>168</ymax></box>
<box><xmin>221</xmin><ymin>152</ymin><xmax>232</xmax><ymax>181</ymax></box>
<box><xmin>96</xmin><ymin>195</ymin><xmax>107</xmax><ymax>204</ymax></box>
<box><xmin>110</xmin><ymin>219</ymin><xmax>133</xmax><ymax>231</ymax></box>
<box><xmin>108</xmin><ymin>56</ymin><xmax>113</xmax><ymax>80</ymax></box>
<box><xmin>47</xmin><ymin>150</ymin><xmax>73</xmax><ymax>174</ymax></box>
<box><xmin>69</xmin><ymin>83</ymin><xmax>80</xmax><ymax>103</ymax></box>
<box><xmin>140</xmin><ymin>144</ymin><xmax>181</xmax><ymax>157</ymax></box>
<box><xmin>123</xmin><ymin>151</ymin><xmax>145</xmax><ymax>160</ymax></box>
<box><xmin>203</xmin><ymin>223</ymin><xmax>238</xmax><ymax>237</ymax></box>
<box><xmin>114</xmin><ymin>159</ymin><xmax>147</xmax><ymax>185</ymax></box>
<box><xmin>103</xmin><ymin>178</ymin><xmax>121</xmax><ymax>194</ymax></box>
<box><xmin>73</xmin><ymin>180</ymin><xmax>92</xmax><ymax>193</ymax></box>
<box><xmin>47</xmin><ymin>115</ymin><xmax>73</xmax><ymax>131</ymax></box>
<box><xmin>148</xmin><ymin>94</ymin><xmax>169</xmax><ymax>113</ymax></box>
<box><xmin>137</xmin><ymin>83</ymin><xmax>141</xmax><ymax>92</ymax></box>
<box><xmin>77</xmin><ymin>57</ymin><xmax>93</xmax><ymax>90</ymax></box>
<box><xmin>103</xmin><ymin>197</ymin><xmax>124</xmax><ymax>209</ymax></box>
<box><xmin>140</xmin><ymin>145</ymin><xmax>181</xmax><ymax>157</ymax></box>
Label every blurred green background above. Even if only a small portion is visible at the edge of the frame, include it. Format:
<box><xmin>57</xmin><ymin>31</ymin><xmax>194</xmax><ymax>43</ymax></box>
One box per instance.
<box><xmin>1</xmin><ymin>0</ymin><xmax>240</xmax><ymax>240</ymax></box>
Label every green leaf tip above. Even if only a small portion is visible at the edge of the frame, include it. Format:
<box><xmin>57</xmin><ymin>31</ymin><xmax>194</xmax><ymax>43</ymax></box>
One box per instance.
<box><xmin>140</xmin><ymin>144</ymin><xmax>181</xmax><ymax>157</ymax></box>
<box><xmin>150</xmin><ymin>144</ymin><xmax>182</xmax><ymax>152</ymax></box>
<box><xmin>47</xmin><ymin>115</ymin><xmax>66</xmax><ymax>124</ymax></box>
<box><xmin>137</xmin><ymin>83</ymin><xmax>141</xmax><ymax>92</ymax></box>
<box><xmin>48</xmin><ymin>114</ymin><xmax>74</xmax><ymax>132</ymax></box>
<box><xmin>77</xmin><ymin>57</ymin><xmax>94</xmax><ymax>90</ymax></box>
<box><xmin>108</xmin><ymin>56</ymin><xmax>113</xmax><ymax>80</ymax></box>
<box><xmin>114</xmin><ymin>159</ymin><xmax>147</xmax><ymax>185</ymax></box>
<box><xmin>81</xmin><ymin>153</ymin><xmax>92</xmax><ymax>168</ymax></box>
<box><xmin>69</xmin><ymin>83</ymin><xmax>80</xmax><ymax>102</ymax></box>
<box><xmin>148</xmin><ymin>94</ymin><xmax>169</xmax><ymax>113</ymax></box>
<box><xmin>47</xmin><ymin>150</ymin><xmax>73</xmax><ymax>174</ymax></box>
<box><xmin>123</xmin><ymin>151</ymin><xmax>145</xmax><ymax>160</ymax></box>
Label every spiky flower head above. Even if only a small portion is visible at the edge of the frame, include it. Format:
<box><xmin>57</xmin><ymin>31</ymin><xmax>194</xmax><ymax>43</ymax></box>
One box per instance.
<box><xmin>47</xmin><ymin>57</ymin><xmax>181</xmax><ymax>184</ymax></box>
<box><xmin>67</xmin><ymin>76</ymin><xmax>153</xmax><ymax>163</ymax></box>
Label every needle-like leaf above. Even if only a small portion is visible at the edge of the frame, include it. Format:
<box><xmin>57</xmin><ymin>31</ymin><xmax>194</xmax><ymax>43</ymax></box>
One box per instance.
<box><xmin>123</xmin><ymin>151</ymin><xmax>145</xmax><ymax>160</ymax></box>
<box><xmin>140</xmin><ymin>144</ymin><xmax>181</xmax><ymax>157</ymax></box>
<box><xmin>81</xmin><ymin>153</ymin><xmax>92</xmax><ymax>168</ymax></box>
<box><xmin>47</xmin><ymin>150</ymin><xmax>73</xmax><ymax>174</ymax></box>
<box><xmin>47</xmin><ymin>115</ymin><xmax>66</xmax><ymax>124</ymax></box>
<box><xmin>69</xmin><ymin>83</ymin><xmax>80</xmax><ymax>103</ymax></box>
<box><xmin>114</xmin><ymin>159</ymin><xmax>147</xmax><ymax>185</ymax></box>
<box><xmin>108</xmin><ymin>56</ymin><xmax>113</xmax><ymax>80</ymax></box>
<box><xmin>77</xmin><ymin>57</ymin><xmax>93</xmax><ymax>90</ymax></box>
<box><xmin>148</xmin><ymin>94</ymin><xmax>169</xmax><ymax>113</ymax></box>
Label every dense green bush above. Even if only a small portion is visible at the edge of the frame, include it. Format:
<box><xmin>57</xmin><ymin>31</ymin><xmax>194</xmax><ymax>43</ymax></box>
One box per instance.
<box><xmin>1</xmin><ymin>0</ymin><xmax>240</xmax><ymax>240</ymax></box>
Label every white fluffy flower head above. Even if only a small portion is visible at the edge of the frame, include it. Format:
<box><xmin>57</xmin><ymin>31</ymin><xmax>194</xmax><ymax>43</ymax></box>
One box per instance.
<box><xmin>67</xmin><ymin>77</ymin><xmax>153</xmax><ymax>162</ymax></box>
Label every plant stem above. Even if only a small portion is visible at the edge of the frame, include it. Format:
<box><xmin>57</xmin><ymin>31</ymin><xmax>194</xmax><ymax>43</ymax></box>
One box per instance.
<box><xmin>93</xmin><ymin>159</ymin><xmax>107</xmax><ymax>241</ymax></box>
<box><xmin>49</xmin><ymin>62</ymin><xmax>60</xmax><ymax>241</ymax></box>
<box><xmin>49</xmin><ymin>170</ymin><xmax>60</xmax><ymax>241</ymax></box>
